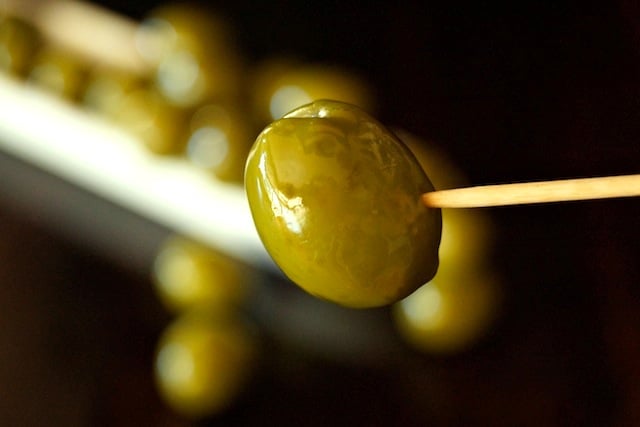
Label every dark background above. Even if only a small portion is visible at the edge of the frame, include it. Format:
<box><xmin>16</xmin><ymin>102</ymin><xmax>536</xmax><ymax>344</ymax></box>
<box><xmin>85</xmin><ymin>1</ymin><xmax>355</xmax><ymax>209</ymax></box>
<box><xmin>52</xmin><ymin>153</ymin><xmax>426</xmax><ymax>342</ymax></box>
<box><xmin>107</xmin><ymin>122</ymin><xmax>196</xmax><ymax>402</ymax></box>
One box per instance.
<box><xmin>1</xmin><ymin>1</ymin><xmax>639</xmax><ymax>425</ymax></box>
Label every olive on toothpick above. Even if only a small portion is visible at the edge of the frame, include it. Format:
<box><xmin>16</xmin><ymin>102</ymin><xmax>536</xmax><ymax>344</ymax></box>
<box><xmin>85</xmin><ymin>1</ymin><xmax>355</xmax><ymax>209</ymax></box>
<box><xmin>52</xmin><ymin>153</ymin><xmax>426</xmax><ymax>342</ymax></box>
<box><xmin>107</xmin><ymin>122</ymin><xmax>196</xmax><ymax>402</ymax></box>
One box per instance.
<box><xmin>245</xmin><ymin>100</ymin><xmax>442</xmax><ymax>308</ymax></box>
<box><xmin>245</xmin><ymin>100</ymin><xmax>639</xmax><ymax>308</ymax></box>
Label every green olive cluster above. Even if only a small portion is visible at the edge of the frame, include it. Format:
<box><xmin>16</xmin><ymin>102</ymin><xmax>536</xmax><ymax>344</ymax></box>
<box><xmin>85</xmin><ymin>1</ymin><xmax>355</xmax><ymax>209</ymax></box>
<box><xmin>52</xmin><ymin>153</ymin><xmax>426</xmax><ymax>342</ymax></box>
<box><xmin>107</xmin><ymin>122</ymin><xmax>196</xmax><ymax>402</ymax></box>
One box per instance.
<box><xmin>1</xmin><ymin>5</ymin><xmax>374</xmax><ymax>184</ymax></box>
<box><xmin>2</xmin><ymin>0</ymin><xmax>503</xmax><ymax>411</ymax></box>
<box><xmin>1</xmin><ymin>3</ymin><xmax>378</xmax><ymax>418</ymax></box>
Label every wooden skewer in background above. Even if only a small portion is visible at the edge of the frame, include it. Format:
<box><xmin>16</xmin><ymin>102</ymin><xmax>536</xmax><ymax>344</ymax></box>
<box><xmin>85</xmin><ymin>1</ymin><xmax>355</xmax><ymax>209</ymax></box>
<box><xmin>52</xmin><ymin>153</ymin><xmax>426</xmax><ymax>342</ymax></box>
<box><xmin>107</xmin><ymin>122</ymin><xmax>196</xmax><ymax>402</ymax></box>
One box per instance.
<box><xmin>422</xmin><ymin>174</ymin><xmax>640</xmax><ymax>208</ymax></box>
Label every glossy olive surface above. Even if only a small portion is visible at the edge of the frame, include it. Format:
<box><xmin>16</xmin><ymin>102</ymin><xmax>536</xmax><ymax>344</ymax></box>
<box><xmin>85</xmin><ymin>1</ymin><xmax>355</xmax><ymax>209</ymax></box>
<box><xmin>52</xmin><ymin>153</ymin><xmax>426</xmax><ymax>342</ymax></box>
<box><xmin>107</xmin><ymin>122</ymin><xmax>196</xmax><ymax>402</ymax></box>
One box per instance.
<box><xmin>245</xmin><ymin>100</ymin><xmax>441</xmax><ymax>308</ymax></box>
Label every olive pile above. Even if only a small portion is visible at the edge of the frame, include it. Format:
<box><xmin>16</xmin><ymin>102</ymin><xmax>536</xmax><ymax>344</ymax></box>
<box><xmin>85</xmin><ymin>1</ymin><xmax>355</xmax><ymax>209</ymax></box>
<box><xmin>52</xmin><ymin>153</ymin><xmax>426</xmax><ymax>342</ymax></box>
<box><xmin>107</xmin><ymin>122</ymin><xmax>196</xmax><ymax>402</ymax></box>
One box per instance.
<box><xmin>1</xmin><ymin>1</ymin><xmax>502</xmax><ymax>418</ymax></box>
<box><xmin>1</xmin><ymin>4</ymin><xmax>374</xmax><ymax>419</ymax></box>
<box><xmin>1</xmin><ymin>4</ymin><xmax>375</xmax><ymax>184</ymax></box>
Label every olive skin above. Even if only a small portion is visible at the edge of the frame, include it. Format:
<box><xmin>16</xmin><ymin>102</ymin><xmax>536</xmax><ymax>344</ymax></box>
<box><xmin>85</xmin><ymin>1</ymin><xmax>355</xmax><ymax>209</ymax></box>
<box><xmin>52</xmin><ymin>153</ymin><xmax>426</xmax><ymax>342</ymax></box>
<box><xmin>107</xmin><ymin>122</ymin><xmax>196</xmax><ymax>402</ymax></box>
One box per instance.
<box><xmin>245</xmin><ymin>100</ymin><xmax>441</xmax><ymax>308</ymax></box>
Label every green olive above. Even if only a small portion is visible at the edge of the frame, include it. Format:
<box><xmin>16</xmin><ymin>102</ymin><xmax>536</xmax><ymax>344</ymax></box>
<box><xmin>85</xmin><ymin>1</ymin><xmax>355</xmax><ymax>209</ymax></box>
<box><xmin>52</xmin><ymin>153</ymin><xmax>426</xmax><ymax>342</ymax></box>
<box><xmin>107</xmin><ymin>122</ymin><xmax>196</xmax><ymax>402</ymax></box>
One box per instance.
<box><xmin>28</xmin><ymin>48</ymin><xmax>87</xmax><ymax>100</ymax></box>
<box><xmin>392</xmin><ymin>271</ymin><xmax>501</xmax><ymax>354</ymax></box>
<box><xmin>154</xmin><ymin>309</ymin><xmax>257</xmax><ymax>418</ymax></box>
<box><xmin>0</xmin><ymin>16</ymin><xmax>42</xmax><ymax>77</ymax></box>
<box><xmin>138</xmin><ymin>4</ymin><xmax>244</xmax><ymax>108</ymax></box>
<box><xmin>186</xmin><ymin>103</ymin><xmax>254</xmax><ymax>183</ymax></box>
<box><xmin>152</xmin><ymin>236</ymin><xmax>247</xmax><ymax>313</ymax></box>
<box><xmin>245</xmin><ymin>100</ymin><xmax>441</xmax><ymax>308</ymax></box>
<box><xmin>112</xmin><ymin>87</ymin><xmax>188</xmax><ymax>155</ymax></box>
<box><xmin>249</xmin><ymin>59</ymin><xmax>376</xmax><ymax>126</ymax></box>
<box><xmin>82</xmin><ymin>67</ymin><xmax>144</xmax><ymax>117</ymax></box>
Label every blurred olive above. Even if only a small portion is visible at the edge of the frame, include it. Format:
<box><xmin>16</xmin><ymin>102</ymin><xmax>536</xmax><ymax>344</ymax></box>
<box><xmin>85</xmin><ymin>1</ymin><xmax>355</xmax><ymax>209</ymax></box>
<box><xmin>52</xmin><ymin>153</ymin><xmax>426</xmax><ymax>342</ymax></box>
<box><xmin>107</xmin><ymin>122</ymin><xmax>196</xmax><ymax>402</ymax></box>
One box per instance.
<box><xmin>248</xmin><ymin>57</ymin><xmax>300</xmax><ymax>125</ymax></box>
<box><xmin>250</xmin><ymin>60</ymin><xmax>376</xmax><ymax>125</ymax></box>
<box><xmin>154</xmin><ymin>308</ymin><xmax>257</xmax><ymax>418</ymax></box>
<box><xmin>82</xmin><ymin>66</ymin><xmax>146</xmax><ymax>118</ymax></box>
<box><xmin>152</xmin><ymin>236</ymin><xmax>248</xmax><ymax>313</ymax></box>
<box><xmin>113</xmin><ymin>87</ymin><xmax>188</xmax><ymax>154</ymax></box>
<box><xmin>393</xmin><ymin>271</ymin><xmax>501</xmax><ymax>354</ymax></box>
<box><xmin>0</xmin><ymin>15</ymin><xmax>41</xmax><ymax>76</ymax></box>
<box><xmin>28</xmin><ymin>48</ymin><xmax>87</xmax><ymax>100</ymax></box>
<box><xmin>136</xmin><ymin>3</ymin><xmax>244</xmax><ymax>108</ymax></box>
<box><xmin>186</xmin><ymin>103</ymin><xmax>254</xmax><ymax>183</ymax></box>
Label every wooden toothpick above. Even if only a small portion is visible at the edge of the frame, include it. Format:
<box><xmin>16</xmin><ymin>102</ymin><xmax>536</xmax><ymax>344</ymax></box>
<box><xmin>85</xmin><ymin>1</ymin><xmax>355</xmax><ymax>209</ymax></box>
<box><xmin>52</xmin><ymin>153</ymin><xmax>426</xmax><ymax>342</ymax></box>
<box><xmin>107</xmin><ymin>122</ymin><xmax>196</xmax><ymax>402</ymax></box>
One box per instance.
<box><xmin>422</xmin><ymin>174</ymin><xmax>640</xmax><ymax>208</ymax></box>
